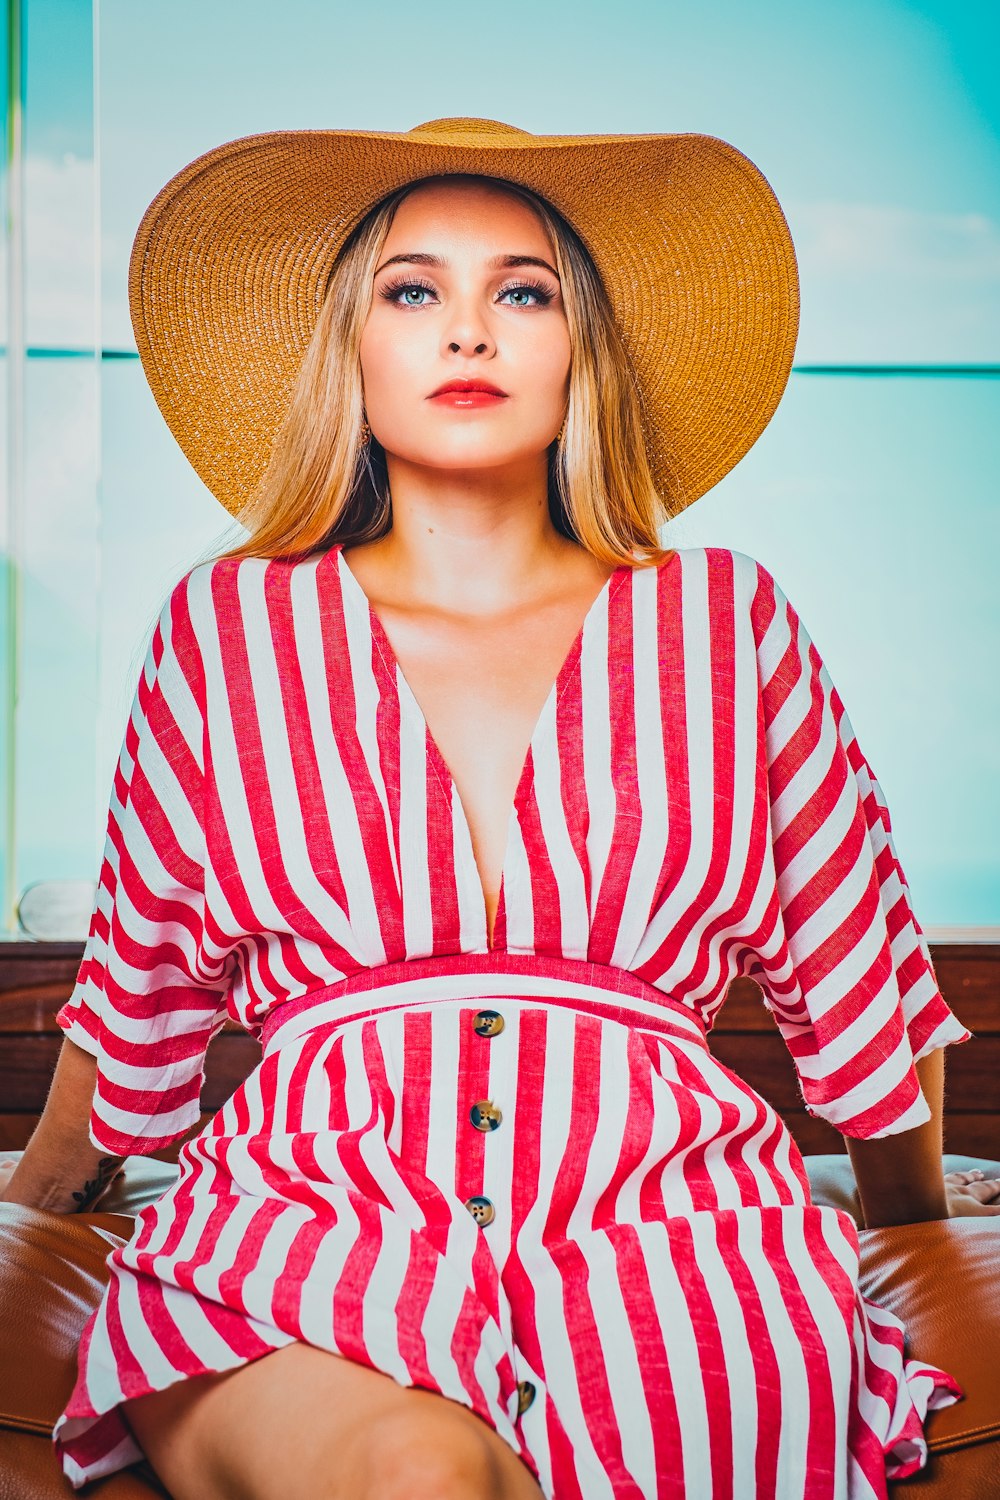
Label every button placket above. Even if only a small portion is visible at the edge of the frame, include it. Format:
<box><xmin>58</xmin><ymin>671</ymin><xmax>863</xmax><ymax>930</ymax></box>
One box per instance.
<box><xmin>464</xmin><ymin>1007</ymin><xmax>506</xmax><ymax>1230</ymax></box>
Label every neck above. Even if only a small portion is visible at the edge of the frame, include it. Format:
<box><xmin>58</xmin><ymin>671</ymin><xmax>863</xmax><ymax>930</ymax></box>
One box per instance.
<box><xmin>356</xmin><ymin>452</ymin><xmax>581</xmax><ymax>616</ymax></box>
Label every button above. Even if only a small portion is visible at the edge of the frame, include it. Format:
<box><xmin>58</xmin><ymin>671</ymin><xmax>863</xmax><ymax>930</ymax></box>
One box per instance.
<box><xmin>472</xmin><ymin>1009</ymin><xmax>505</xmax><ymax>1038</ymax></box>
<box><xmin>517</xmin><ymin>1380</ymin><xmax>536</xmax><ymax>1414</ymax></box>
<box><xmin>470</xmin><ymin>1099</ymin><xmax>503</xmax><ymax>1132</ymax></box>
<box><xmin>464</xmin><ymin>1195</ymin><xmax>496</xmax><ymax>1227</ymax></box>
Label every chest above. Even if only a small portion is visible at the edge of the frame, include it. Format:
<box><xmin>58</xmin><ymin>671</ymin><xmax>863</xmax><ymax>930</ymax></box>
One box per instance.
<box><xmin>368</xmin><ymin>591</ymin><xmax>607</xmax><ymax>885</ymax></box>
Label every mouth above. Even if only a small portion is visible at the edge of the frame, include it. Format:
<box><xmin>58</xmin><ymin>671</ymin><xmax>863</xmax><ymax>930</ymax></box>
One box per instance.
<box><xmin>429</xmin><ymin>380</ymin><xmax>508</xmax><ymax>406</ymax></box>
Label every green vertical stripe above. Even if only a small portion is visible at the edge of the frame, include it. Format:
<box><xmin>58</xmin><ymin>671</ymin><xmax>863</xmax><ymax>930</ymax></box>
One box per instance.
<box><xmin>3</xmin><ymin>0</ymin><xmax>23</xmax><ymax>931</ymax></box>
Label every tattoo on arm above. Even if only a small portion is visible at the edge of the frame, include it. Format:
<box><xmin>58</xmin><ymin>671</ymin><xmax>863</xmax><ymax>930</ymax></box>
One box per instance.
<box><xmin>71</xmin><ymin>1155</ymin><xmax>126</xmax><ymax>1211</ymax></box>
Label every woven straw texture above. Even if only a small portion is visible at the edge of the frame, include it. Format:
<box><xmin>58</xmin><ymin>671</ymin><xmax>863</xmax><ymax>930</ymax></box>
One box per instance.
<box><xmin>128</xmin><ymin>116</ymin><xmax>800</xmax><ymax>517</ymax></box>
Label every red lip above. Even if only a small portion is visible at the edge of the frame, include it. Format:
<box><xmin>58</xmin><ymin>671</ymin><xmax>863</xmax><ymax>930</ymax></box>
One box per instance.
<box><xmin>430</xmin><ymin>379</ymin><xmax>508</xmax><ymax>397</ymax></box>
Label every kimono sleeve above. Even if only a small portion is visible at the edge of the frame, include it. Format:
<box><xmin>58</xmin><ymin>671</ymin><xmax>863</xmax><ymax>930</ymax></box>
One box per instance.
<box><xmin>56</xmin><ymin>574</ymin><xmax>235</xmax><ymax>1155</ymax></box>
<box><xmin>741</xmin><ymin>558</ymin><xmax>970</xmax><ymax>1140</ymax></box>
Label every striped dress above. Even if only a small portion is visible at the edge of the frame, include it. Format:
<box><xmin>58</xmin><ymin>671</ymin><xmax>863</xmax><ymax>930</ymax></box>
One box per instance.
<box><xmin>52</xmin><ymin>542</ymin><xmax>969</xmax><ymax>1499</ymax></box>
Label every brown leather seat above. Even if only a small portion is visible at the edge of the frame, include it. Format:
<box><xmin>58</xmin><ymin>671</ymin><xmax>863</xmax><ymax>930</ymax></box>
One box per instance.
<box><xmin>2</xmin><ymin>1151</ymin><xmax>998</xmax><ymax>1498</ymax></box>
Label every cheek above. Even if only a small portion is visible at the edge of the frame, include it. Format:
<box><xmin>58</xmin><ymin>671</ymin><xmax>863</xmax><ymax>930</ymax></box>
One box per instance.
<box><xmin>360</xmin><ymin>320</ymin><xmax>425</xmax><ymax>400</ymax></box>
<box><xmin>525</xmin><ymin>322</ymin><xmax>571</xmax><ymax>389</ymax></box>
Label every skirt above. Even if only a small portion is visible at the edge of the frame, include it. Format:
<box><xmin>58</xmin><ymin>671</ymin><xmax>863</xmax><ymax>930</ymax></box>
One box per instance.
<box><xmin>52</xmin><ymin>957</ymin><xmax>959</xmax><ymax>1498</ymax></box>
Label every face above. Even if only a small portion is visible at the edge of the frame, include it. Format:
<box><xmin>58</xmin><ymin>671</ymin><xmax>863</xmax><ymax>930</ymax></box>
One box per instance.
<box><xmin>358</xmin><ymin>178</ymin><xmax>570</xmax><ymax>475</ymax></box>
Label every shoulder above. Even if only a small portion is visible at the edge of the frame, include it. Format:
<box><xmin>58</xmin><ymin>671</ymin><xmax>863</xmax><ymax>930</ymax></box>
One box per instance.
<box><xmin>165</xmin><ymin>551</ymin><xmax>323</xmax><ymax>626</ymax></box>
<box><xmin>644</xmin><ymin>544</ymin><xmax>779</xmax><ymax>605</ymax></box>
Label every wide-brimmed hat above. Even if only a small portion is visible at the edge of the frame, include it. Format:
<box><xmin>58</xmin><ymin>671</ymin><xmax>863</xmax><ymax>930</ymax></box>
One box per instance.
<box><xmin>128</xmin><ymin>115</ymin><xmax>799</xmax><ymax>517</ymax></box>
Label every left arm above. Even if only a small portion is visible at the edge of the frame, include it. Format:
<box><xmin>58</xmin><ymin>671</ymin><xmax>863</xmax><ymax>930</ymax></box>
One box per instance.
<box><xmin>745</xmin><ymin>556</ymin><xmax>995</xmax><ymax>1225</ymax></box>
<box><xmin>847</xmin><ymin>1047</ymin><xmax>1000</xmax><ymax>1226</ymax></box>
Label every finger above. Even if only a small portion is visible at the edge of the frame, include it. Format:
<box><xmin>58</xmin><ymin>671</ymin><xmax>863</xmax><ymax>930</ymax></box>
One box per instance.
<box><xmin>970</xmin><ymin>1179</ymin><xmax>1000</xmax><ymax>1202</ymax></box>
<box><xmin>948</xmin><ymin>1193</ymin><xmax>1000</xmax><ymax>1218</ymax></box>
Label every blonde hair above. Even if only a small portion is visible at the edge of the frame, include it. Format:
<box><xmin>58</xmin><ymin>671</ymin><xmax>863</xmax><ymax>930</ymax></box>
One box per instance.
<box><xmin>205</xmin><ymin>173</ymin><xmax>674</xmax><ymax>569</ymax></box>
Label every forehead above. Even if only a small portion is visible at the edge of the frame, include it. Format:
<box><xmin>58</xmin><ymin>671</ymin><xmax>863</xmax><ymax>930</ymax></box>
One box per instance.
<box><xmin>383</xmin><ymin>176</ymin><xmax>552</xmax><ymax>252</ymax></box>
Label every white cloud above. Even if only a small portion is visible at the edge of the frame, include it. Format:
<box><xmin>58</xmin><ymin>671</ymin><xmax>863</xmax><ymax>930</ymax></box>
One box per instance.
<box><xmin>788</xmin><ymin>199</ymin><xmax>1000</xmax><ymax>362</ymax></box>
<box><xmin>790</xmin><ymin>199</ymin><xmax>1000</xmax><ymax>282</ymax></box>
<box><xmin>18</xmin><ymin>153</ymin><xmax>100</xmax><ymax>347</ymax></box>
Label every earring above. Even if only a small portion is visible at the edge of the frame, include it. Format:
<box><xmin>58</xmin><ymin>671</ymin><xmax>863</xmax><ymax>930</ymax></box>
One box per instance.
<box><xmin>557</xmin><ymin>414</ymin><xmax>567</xmax><ymax>442</ymax></box>
<box><xmin>360</xmin><ymin>416</ymin><xmax>371</xmax><ymax>446</ymax></box>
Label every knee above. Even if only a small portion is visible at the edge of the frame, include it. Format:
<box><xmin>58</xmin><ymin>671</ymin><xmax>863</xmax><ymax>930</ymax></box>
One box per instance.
<box><xmin>353</xmin><ymin>1405</ymin><xmax>504</xmax><ymax>1500</ymax></box>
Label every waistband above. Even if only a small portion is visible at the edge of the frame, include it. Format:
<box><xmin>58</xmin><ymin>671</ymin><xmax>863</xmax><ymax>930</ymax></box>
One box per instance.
<box><xmin>259</xmin><ymin>951</ymin><xmax>708</xmax><ymax>1055</ymax></box>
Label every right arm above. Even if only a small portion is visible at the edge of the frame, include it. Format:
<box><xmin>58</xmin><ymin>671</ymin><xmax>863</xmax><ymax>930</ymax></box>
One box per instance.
<box><xmin>0</xmin><ymin>1037</ymin><xmax>125</xmax><ymax>1212</ymax></box>
<box><xmin>3</xmin><ymin>573</ymin><xmax>232</xmax><ymax>1206</ymax></box>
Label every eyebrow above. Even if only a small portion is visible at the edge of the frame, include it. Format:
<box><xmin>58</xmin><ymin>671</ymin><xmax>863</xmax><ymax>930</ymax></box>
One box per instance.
<box><xmin>374</xmin><ymin>251</ymin><xmax>560</xmax><ymax>279</ymax></box>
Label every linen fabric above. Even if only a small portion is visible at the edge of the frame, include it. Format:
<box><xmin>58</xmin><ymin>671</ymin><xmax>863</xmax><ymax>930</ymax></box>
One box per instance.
<box><xmin>52</xmin><ymin>543</ymin><xmax>969</xmax><ymax>1498</ymax></box>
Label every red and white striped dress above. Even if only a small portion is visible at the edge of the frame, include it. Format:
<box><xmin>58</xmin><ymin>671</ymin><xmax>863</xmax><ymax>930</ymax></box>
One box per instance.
<box><xmin>53</xmin><ymin>542</ymin><xmax>969</xmax><ymax>1498</ymax></box>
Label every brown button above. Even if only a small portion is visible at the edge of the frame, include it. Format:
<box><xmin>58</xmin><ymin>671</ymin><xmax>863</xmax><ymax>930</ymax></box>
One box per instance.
<box><xmin>517</xmin><ymin>1380</ymin><xmax>536</xmax><ymax>1414</ymax></box>
<box><xmin>464</xmin><ymin>1195</ymin><xmax>496</xmax><ymax>1227</ymax></box>
<box><xmin>472</xmin><ymin>1009</ymin><xmax>505</xmax><ymax>1038</ymax></box>
<box><xmin>470</xmin><ymin>1099</ymin><xmax>503</xmax><ymax>1132</ymax></box>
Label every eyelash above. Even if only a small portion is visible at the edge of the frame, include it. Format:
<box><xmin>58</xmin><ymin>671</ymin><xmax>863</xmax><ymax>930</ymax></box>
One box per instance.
<box><xmin>377</xmin><ymin>274</ymin><xmax>555</xmax><ymax>308</ymax></box>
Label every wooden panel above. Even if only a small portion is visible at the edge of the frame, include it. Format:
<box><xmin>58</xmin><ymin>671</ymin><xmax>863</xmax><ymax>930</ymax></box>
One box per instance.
<box><xmin>717</xmin><ymin>961</ymin><xmax>999</xmax><ymax>1035</ymax></box>
<box><xmin>0</xmin><ymin>1034</ymin><xmax>262</xmax><ymax>1113</ymax></box>
<box><xmin>0</xmin><ymin>1113</ymin><xmax>40</xmax><ymax>1151</ymax></box>
<box><xmin>2</xmin><ymin>941</ymin><xmax>997</xmax><ymax>1159</ymax></box>
<box><xmin>0</xmin><ymin>941</ymin><xmax>84</xmax><ymax>992</ymax></box>
<box><xmin>203</xmin><ymin>1035</ymin><xmax>262</xmax><ymax>1107</ymax></box>
<box><xmin>0</xmin><ymin>1111</ymin><xmax>215</xmax><ymax>1161</ymax></box>
<box><xmin>781</xmin><ymin>1113</ymin><xmax>849</xmax><ymax>1157</ymax></box>
<box><xmin>775</xmin><ymin>1113</ymin><xmax>1000</xmax><ymax>1160</ymax></box>
<box><xmin>0</xmin><ymin>982</ymin><xmax>83</xmax><ymax>1031</ymax></box>
<box><xmin>708</xmin><ymin>1033</ymin><xmax>1000</xmax><ymax>1118</ymax></box>
<box><xmin>0</xmin><ymin>940</ymin><xmax>88</xmax><ymax>1031</ymax></box>
<box><xmin>933</xmin><ymin>1115</ymin><xmax>1000</xmax><ymax>1158</ymax></box>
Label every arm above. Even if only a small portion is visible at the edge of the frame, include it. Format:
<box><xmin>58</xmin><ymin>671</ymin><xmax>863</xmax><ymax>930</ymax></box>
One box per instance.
<box><xmin>1</xmin><ymin>578</ymin><xmax>233</xmax><ymax>1209</ymax></box>
<box><xmin>847</xmin><ymin>1047</ymin><xmax>1000</xmax><ymax>1226</ymax></box>
<box><xmin>744</xmin><ymin>557</ymin><xmax>977</xmax><ymax>1189</ymax></box>
<box><xmin>0</xmin><ymin>1038</ymin><xmax>125</xmax><ymax>1213</ymax></box>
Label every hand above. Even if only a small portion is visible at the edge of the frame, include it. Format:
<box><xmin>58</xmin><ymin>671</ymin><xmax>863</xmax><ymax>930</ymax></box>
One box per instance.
<box><xmin>944</xmin><ymin>1168</ymin><xmax>1000</xmax><ymax>1217</ymax></box>
<box><xmin>0</xmin><ymin>1155</ymin><xmax>17</xmax><ymax>1199</ymax></box>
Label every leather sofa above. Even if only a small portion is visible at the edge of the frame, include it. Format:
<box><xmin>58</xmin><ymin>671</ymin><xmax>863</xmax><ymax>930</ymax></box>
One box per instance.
<box><xmin>2</xmin><ymin>1149</ymin><xmax>998</xmax><ymax>1499</ymax></box>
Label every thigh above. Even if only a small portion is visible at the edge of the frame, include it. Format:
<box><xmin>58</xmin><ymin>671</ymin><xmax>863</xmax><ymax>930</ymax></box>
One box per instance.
<box><xmin>123</xmin><ymin>1340</ymin><xmax>545</xmax><ymax>1500</ymax></box>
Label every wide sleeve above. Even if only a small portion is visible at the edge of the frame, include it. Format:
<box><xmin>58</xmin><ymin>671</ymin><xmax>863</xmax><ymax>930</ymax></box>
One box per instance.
<box><xmin>56</xmin><ymin>572</ymin><xmax>235</xmax><ymax>1155</ymax></box>
<box><xmin>740</xmin><ymin>557</ymin><xmax>970</xmax><ymax>1140</ymax></box>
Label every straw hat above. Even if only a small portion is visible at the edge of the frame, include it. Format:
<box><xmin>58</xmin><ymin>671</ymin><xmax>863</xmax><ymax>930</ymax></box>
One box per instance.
<box><xmin>128</xmin><ymin>116</ymin><xmax>799</xmax><ymax>517</ymax></box>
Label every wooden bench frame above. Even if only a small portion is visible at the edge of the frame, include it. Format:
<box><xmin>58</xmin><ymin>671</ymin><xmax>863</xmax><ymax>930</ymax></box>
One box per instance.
<box><xmin>1</xmin><ymin>940</ymin><xmax>996</xmax><ymax>1159</ymax></box>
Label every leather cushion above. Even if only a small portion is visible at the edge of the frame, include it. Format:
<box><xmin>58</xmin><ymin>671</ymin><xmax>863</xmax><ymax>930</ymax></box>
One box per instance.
<box><xmin>0</xmin><ymin>1203</ymin><xmax>136</xmax><ymax>1436</ymax></box>
<box><xmin>859</xmin><ymin>1218</ymin><xmax>1000</xmax><ymax>1455</ymax></box>
<box><xmin>0</xmin><ymin>1427</ymin><xmax>165</xmax><ymax>1499</ymax></box>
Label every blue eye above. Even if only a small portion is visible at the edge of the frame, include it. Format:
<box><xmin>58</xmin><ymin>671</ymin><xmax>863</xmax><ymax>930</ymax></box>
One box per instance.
<box><xmin>376</xmin><ymin>276</ymin><xmax>437</xmax><ymax>306</ymax></box>
<box><xmin>497</xmin><ymin>280</ymin><xmax>554</xmax><ymax>307</ymax></box>
<box><xmin>378</xmin><ymin>276</ymin><xmax>554</xmax><ymax>308</ymax></box>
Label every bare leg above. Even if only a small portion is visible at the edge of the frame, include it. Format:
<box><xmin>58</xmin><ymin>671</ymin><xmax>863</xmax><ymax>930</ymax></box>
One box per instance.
<box><xmin>123</xmin><ymin>1341</ymin><xmax>546</xmax><ymax>1500</ymax></box>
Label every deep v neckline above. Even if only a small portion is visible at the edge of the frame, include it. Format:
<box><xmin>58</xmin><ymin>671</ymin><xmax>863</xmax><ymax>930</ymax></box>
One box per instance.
<box><xmin>334</xmin><ymin>543</ymin><xmax>628</xmax><ymax>951</ymax></box>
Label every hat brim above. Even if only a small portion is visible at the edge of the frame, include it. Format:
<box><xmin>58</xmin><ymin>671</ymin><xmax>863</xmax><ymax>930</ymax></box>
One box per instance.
<box><xmin>128</xmin><ymin>119</ymin><xmax>800</xmax><ymax>517</ymax></box>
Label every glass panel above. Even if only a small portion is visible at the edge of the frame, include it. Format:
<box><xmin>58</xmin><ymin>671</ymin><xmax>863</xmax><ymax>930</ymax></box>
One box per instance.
<box><xmin>663</xmin><ymin>372</ymin><xmax>1000</xmax><ymax>927</ymax></box>
<box><xmin>93</xmin><ymin>357</ymin><xmax>236</xmax><ymax>797</ymax></box>
<box><xmin>0</xmin><ymin>0</ymin><xmax>20</xmax><ymax>930</ymax></box>
<box><xmin>16</xmin><ymin>355</ymin><xmax>98</xmax><ymax>891</ymax></box>
<box><xmin>2</xmin><ymin>0</ymin><xmax>100</xmax><ymax>930</ymax></box>
<box><xmin>5</xmin><ymin>0</ymin><xmax>996</xmax><ymax>935</ymax></box>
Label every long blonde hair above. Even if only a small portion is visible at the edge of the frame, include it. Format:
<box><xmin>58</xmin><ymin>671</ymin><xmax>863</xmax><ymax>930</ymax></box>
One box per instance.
<box><xmin>204</xmin><ymin>173</ymin><xmax>674</xmax><ymax>569</ymax></box>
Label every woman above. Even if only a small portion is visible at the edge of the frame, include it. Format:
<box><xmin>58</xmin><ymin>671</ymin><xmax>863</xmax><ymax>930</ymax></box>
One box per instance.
<box><xmin>3</xmin><ymin>118</ymin><xmax>996</xmax><ymax>1500</ymax></box>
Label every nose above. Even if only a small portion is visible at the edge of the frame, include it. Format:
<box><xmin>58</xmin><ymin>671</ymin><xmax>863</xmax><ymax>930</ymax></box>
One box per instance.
<box><xmin>440</xmin><ymin>288</ymin><xmax>496</xmax><ymax>358</ymax></box>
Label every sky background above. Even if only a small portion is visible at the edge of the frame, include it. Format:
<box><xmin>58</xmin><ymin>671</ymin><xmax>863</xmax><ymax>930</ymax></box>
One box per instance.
<box><xmin>4</xmin><ymin>0</ymin><xmax>999</xmax><ymax>931</ymax></box>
